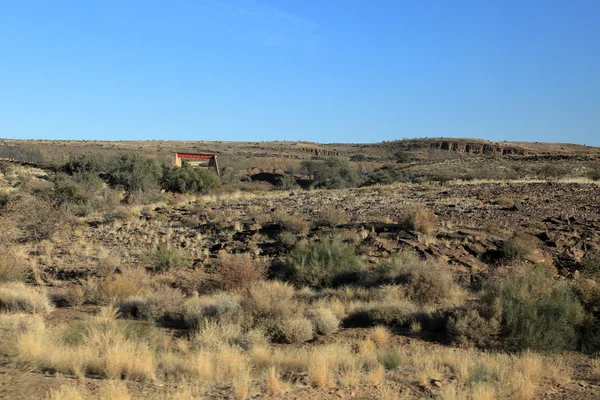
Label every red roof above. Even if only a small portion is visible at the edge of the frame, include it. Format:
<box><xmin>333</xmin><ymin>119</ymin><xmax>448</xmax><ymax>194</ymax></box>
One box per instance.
<box><xmin>175</xmin><ymin>153</ymin><xmax>215</xmax><ymax>160</ymax></box>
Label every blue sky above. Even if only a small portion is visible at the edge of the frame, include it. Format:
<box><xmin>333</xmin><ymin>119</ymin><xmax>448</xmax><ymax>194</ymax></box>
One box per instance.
<box><xmin>1</xmin><ymin>1</ymin><xmax>599</xmax><ymax>145</ymax></box>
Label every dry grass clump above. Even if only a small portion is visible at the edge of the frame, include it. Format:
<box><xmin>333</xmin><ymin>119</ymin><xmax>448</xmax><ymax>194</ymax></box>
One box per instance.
<box><xmin>85</xmin><ymin>267</ymin><xmax>151</xmax><ymax>304</ymax></box>
<box><xmin>119</xmin><ymin>284</ymin><xmax>186</xmax><ymax>324</ymax></box>
<box><xmin>374</xmin><ymin>252</ymin><xmax>465</xmax><ymax>306</ymax></box>
<box><xmin>16</xmin><ymin>307</ymin><xmax>158</xmax><ymax>381</ymax></box>
<box><xmin>278</xmin><ymin>316</ymin><xmax>314</xmax><ymax>344</ymax></box>
<box><xmin>0</xmin><ymin>282</ymin><xmax>54</xmax><ymax>314</ymax></box>
<box><xmin>183</xmin><ymin>292</ymin><xmax>243</xmax><ymax>329</ymax></box>
<box><xmin>46</xmin><ymin>380</ymin><xmax>132</xmax><ymax>400</ymax></box>
<box><xmin>318</xmin><ymin>206</ymin><xmax>350</xmax><ymax>227</ymax></box>
<box><xmin>48</xmin><ymin>286</ymin><xmax>86</xmax><ymax>308</ymax></box>
<box><xmin>305</xmin><ymin>306</ymin><xmax>340</xmax><ymax>335</ymax></box>
<box><xmin>397</xmin><ymin>206</ymin><xmax>437</xmax><ymax>234</ymax></box>
<box><xmin>272</xmin><ymin>210</ymin><xmax>310</xmax><ymax>234</ymax></box>
<box><xmin>0</xmin><ymin>253</ymin><xmax>28</xmax><ymax>283</ymax></box>
<box><xmin>215</xmin><ymin>253</ymin><xmax>267</xmax><ymax>291</ymax></box>
<box><xmin>143</xmin><ymin>244</ymin><xmax>192</xmax><ymax>273</ymax></box>
<box><xmin>371</xmin><ymin>325</ymin><xmax>392</xmax><ymax>346</ymax></box>
<box><xmin>501</xmin><ymin>235</ymin><xmax>536</xmax><ymax>262</ymax></box>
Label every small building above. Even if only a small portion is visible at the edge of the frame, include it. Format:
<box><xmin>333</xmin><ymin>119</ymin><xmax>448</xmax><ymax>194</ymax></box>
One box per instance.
<box><xmin>174</xmin><ymin>153</ymin><xmax>220</xmax><ymax>176</ymax></box>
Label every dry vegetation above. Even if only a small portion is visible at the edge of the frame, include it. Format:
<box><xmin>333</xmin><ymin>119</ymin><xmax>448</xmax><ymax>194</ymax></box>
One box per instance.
<box><xmin>0</xmin><ymin>141</ymin><xmax>599</xmax><ymax>399</ymax></box>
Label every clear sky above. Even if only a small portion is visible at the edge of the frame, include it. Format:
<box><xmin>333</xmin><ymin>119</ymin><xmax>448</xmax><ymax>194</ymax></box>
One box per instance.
<box><xmin>1</xmin><ymin>1</ymin><xmax>599</xmax><ymax>145</ymax></box>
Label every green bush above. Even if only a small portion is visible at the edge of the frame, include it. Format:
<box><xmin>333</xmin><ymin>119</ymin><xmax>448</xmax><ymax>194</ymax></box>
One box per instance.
<box><xmin>301</xmin><ymin>159</ymin><xmax>358</xmax><ymax>189</ymax></box>
<box><xmin>485</xmin><ymin>268</ymin><xmax>585</xmax><ymax>352</ymax></box>
<box><xmin>589</xmin><ymin>167</ymin><xmax>600</xmax><ymax>181</ymax></box>
<box><xmin>281</xmin><ymin>236</ymin><xmax>365</xmax><ymax>288</ymax></box>
<box><xmin>581</xmin><ymin>250</ymin><xmax>600</xmax><ymax>277</ymax></box>
<box><xmin>372</xmin><ymin>253</ymin><xmax>462</xmax><ymax>306</ymax></box>
<box><xmin>160</xmin><ymin>164</ymin><xmax>220</xmax><ymax>193</ymax></box>
<box><xmin>107</xmin><ymin>154</ymin><xmax>162</xmax><ymax>194</ymax></box>
<box><xmin>501</xmin><ymin>235</ymin><xmax>536</xmax><ymax>262</ymax></box>
<box><xmin>143</xmin><ymin>244</ymin><xmax>192</xmax><ymax>273</ymax></box>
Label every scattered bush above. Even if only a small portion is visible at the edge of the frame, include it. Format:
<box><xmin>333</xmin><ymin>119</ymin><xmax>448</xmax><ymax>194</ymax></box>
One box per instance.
<box><xmin>143</xmin><ymin>244</ymin><xmax>192</xmax><ymax>273</ymax></box>
<box><xmin>0</xmin><ymin>283</ymin><xmax>54</xmax><ymax>314</ymax></box>
<box><xmin>318</xmin><ymin>206</ymin><xmax>350</xmax><ymax>227</ymax></box>
<box><xmin>589</xmin><ymin>167</ymin><xmax>600</xmax><ymax>181</ymax></box>
<box><xmin>161</xmin><ymin>164</ymin><xmax>220</xmax><ymax>194</ymax></box>
<box><xmin>581</xmin><ymin>250</ymin><xmax>600</xmax><ymax>277</ymax></box>
<box><xmin>85</xmin><ymin>268</ymin><xmax>150</xmax><ymax>304</ymax></box>
<box><xmin>446</xmin><ymin>302</ymin><xmax>502</xmax><ymax>348</ymax></box>
<box><xmin>301</xmin><ymin>159</ymin><xmax>359</xmax><ymax>189</ymax></box>
<box><xmin>397</xmin><ymin>207</ymin><xmax>437</xmax><ymax>234</ymax></box>
<box><xmin>183</xmin><ymin>293</ymin><xmax>243</xmax><ymax>329</ymax></box>
<box><xmin>501</xmin><ymin>235</ymin><xmax>536</xmax><ymax>262</ymax></box>
<box><xmin>485</xmin><ymin>268</ymin><xmax>585</xmax><ymax>352</ymax></box>
<box><xmin>272</xmin><ymin>210</ymin><xmax>310</xmax><ymax>235</ymax></box>
<box><xmin>306</xmin><ymin>307</ymin><xmax>340</xmax><ymax>335</ymax></box>
<box><xmin>17</xmin><ymin>196</ymin><xmax>68</xmax><ymax>242</ymax></box>
<box><xmin>274</xmin><ymin>174</ymin><xmax>298</xmax><ymax>190</ymax></box>
<box><xmin>48</xmin><ymin>286</ymin><xmax>86</xmax><ymax>308</ymax></box>
<box><xmin>281</xmin><ymin>236</ymin><xmax>365</xmax><ymax>288</ymax></box>
<box><xmin>215</xmin><ymin>253</ymin><xmax>267</xmax><ymax>291</ymax></box>
<box><xmin>119</xmin><ymin>285</ymin><xmax>186</xmax><ymax>325</ymax></box>
<box><xmin>0</xmin><ymin>253</ymin><xmax>27</xmax><ymax>283</ymax></box>
<box><xmin>106</xmin><ymin>154</ymin><xmax>162</xmax><ymax>194</ymax></box>
<box><xmin>372</xmin><ymin>252</ymin><xmax>464</xmax><ymax>306</ymax></box>
<box><xmin>278</xmin><ymin>316</ymin><xmax>314</xmax><ymax>344</ymax></box>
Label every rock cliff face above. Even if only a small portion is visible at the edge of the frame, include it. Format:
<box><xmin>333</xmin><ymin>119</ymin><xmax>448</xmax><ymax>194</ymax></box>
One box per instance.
<box><xmin>426</xmin><ymin>141</ymin><xmax>528</xmax><ymax>156</ymax></box>
<box><xmin>295</xmin><ymin>147</ymin><xmax>342</xmax><ymax>157</ymax></box>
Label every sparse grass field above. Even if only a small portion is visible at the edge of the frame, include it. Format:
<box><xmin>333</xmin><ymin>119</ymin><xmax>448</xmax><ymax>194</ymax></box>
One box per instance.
<box><xmin>0</xmin><ymin>139</ymin><xmax>600</xmax><ymax>399</ymax></box>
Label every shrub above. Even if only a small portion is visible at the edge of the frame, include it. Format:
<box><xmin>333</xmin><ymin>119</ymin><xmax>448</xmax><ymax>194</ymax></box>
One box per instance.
<box><xmin>281</xmin><ymin>237</ymin><xmax>365</xmax><ymax>288</ymax></box>
<box><xmin>0</xmin><ymin>253</ymin><xmax>27</xmax><ymax>283</ymax></box>
<box><xmin>0</xmin><ymin>283</ymin><xmax>54</xmax><ymax>314</ymax></box>
<box><xmin>581</xmin><ymin>250</ymin><xmax>600</xmax><ymax>277</ymax></box>
<box><xmin>161</xmin><ymin>164</ymin><xmax>220</xmax><ymax>193</ymax></box>
<box><xmin>362</xmin><ymin>165</ymin><xmax>401</xmax><ymax>186</ymax></box>
<box><xmin>183</xmin><ymin>293</ymin><xmax>243</xmax><ymax>329</ymax></box>
<box><xmin>501</xmin><ymin>235</ymin><xmax>536</xmax><ymax>262</ymax></box>
<box><xmin>372</xmin><ymin>253</ymin><xmax>463</xmax><ymax>306</ymax></box>
<box><xmin>485</xmin><ymin>269</ymin><xmax>585</xmax><ymax>352</ymax></box>
<box><xmin>306</xmin><ymin>307</ymin><xmax>340</xmax><ymax>335</ymax></box>
<box><xmin>120</xmin><ymin>286</ymin><xmax>186</xmax><ymax>326</ymax></box>
<box><xmin>318</xmin><ymin>206</ymin><xmax>350</xmax><ymax>227</ymax></box>
<box><xmin>106</xmin><ymin>154</ymin><xmax>162</xmax><ymax>194</ymax></box>
<box><xmin>274</xmin><ymin>174</ymin><xmax>298</xmax><ymax>190</ymax></box>
<box><xmin>214</xmin><ymin>253</ymin><xmax>267</xmax><ymax>291</ymax></box>
<box><xmin>397</xmin><ymin>206</ymin><xmax>437</xmax><ymax>234</ymax></box>
<box><xmin>589</xmin><ymin>167</ymin><xmax>600</xmax><ymax>181</ymax></box>
<box><xmin>344</xmin><ymin>303</ymin><xmax>417</xmax><ymax>328</ymax></box>
<box><xmin>378</xmin><ymin>348</ymin><xmax>401</xmax><ymax>370</ymax></box>
<box><xmin>279</xmin><ymin>317</ymin><xmax>314</xmax><ymax>344</ymax></box>
<box><xmin>446</xmin><ymin>303</ymin><xmax>501</xmax><ymax>348</ymax></box>
<box><xmin>272</xmin><ymin>210</ymin><xmax>310</xmax><ymax>235</ymax></box>
<box><xmin>241</xmin><ymin>281</ymin><xmax>299</xmax><ymax>340</ymax></box>
<box><xmin>48</xmin><ymin>286</ymin><xmax>86</xmax><ymax>308</ymax></box>
<box><xmin>301</xmin><ymin>159</ymin><xmax>359</xmax><ymax>189</ymax></box>
<box><xmin>17</xmin><ymin>196</ymin><xmax>67</xmax><ymax>242</ymax></box>
<box><xmin>143</xmin><ymin>244</ymin><xmax>192</xmax><ymax>273</ymax></box>
<box><xmin>85</xmin><ymin>268</ymin><xmax>150</xmax><ymax>304</ymax></box>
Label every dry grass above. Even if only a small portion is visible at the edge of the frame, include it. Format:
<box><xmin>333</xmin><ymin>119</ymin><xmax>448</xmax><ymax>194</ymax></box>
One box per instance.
<box><xmin>0</xmin><ymin>282</ymin><xmax>53</xmax><ymax>314</ymax></box>
<box><xmin>318</xmin><ymin>206</ymin><xmax>350</xmax><ymax>227</ymax></box>
<box><xmin>398</xmin><ymin>206</ymin><xmax>437</xmax><ymax>234</ymax></box>
<box><xmin>265</xmin><ymin>366</ymin><xmax>280</xmax><ymax>395</ymax></box>
<box><xmin>0</xmin><ymin>253</ymin><xmax>28</xmax><ymax>283</ymax></box>
<box><xmin>214</xmin><ymin>253</ymin><xmax>267</xmax><ymax>291</ymax></box>
<box><xmin>371</xmin><ymin>325</ymin><xmax>392</xmax><ymax>346</ymax></box>
<box><xmin>272</xmin><ymin>210</ymin><xmax>310</xmax><ymax>234</ymax></box>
